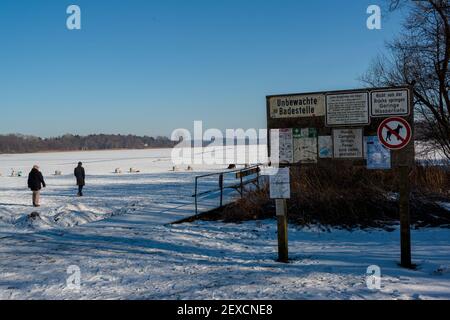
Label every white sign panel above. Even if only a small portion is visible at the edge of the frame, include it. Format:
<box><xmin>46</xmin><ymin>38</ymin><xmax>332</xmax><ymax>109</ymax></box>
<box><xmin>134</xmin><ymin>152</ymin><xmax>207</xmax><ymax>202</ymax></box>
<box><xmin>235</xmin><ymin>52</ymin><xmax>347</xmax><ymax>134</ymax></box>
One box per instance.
<box><xmin>270</xmin><ymin>168</ymin><xmax>291</xmax><ymax>199</ymax></box>
<box><xmin>371</xmin><ymin>89</ymin><xmax>409</xmax><ymax>117</ymax></box>
<box><xmin>269</xmin><ymin>94</ymin><xmax>325</xmax><ymax>118</ymax></box>
<box><xmin>326</xmin><ymin>92</ymin><xmax>370</xmax><ymax>126</ymax></box>
<box><xmin>333</xmin><ymin>128</ymin><xmax>364</xmax><ymax>158</ymax></box>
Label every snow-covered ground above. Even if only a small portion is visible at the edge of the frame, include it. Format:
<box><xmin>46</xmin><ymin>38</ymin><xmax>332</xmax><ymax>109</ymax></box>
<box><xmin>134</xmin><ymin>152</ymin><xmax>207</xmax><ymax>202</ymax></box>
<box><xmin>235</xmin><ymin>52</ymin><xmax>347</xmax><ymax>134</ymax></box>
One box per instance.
<box><xmin>0</xmin><ymin>148</ymin><xmax>449</xmax><ymax>300</ymax></box>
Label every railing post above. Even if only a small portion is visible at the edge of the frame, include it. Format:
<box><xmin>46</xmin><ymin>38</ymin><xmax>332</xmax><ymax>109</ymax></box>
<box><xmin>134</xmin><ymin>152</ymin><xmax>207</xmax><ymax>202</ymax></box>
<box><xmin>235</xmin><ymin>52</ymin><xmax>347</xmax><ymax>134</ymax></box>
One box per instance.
<box><xmin>219</xmin><ymin>174</ymin><xmax>224</xmax><ymax>207</ymax></box>
<box><xmin>256</xmin><ymin>165</ymin><xmax>260</xmax><ymax>190</ymax></box>
<box><xmin>194</xmin><ymin>177</ymin><xmax>198</xmax><ymax>215</ymax></box>
<box><xmin>240</xmin><ymin>173</ymin><xmax>243</xmax><ymax>198</ymax></box>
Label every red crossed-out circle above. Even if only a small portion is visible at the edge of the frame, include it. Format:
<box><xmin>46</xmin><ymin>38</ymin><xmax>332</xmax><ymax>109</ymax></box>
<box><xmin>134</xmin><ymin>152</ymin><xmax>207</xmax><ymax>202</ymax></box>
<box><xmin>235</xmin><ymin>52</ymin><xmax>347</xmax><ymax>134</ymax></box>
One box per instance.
<box><xmin>377</xmin><ymin>117</ymin><xmax>412</xmax><ymax>150</ymax></box>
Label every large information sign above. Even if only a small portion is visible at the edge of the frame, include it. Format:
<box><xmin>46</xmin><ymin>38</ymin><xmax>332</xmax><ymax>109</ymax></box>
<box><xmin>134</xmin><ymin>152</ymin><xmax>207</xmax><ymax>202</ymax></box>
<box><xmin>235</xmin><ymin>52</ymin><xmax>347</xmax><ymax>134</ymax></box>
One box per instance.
<box><xmin>266</xmin><ymin>85</ymin><xmax>413</xmax><ymax>167</ymax></box>
<box><xmin>326</xmin><ymin>92</ymin><xmax>370</xmax><ymax>126</ymax></box>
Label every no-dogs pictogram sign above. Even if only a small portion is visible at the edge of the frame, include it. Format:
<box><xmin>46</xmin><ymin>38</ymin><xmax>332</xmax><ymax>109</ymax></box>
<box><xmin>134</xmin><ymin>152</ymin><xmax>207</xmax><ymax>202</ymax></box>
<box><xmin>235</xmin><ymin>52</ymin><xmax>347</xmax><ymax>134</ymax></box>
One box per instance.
<box><xmin>377</xmin><ymin>117</ymin><xmax>412</xmax><ymax>150</ymax></box>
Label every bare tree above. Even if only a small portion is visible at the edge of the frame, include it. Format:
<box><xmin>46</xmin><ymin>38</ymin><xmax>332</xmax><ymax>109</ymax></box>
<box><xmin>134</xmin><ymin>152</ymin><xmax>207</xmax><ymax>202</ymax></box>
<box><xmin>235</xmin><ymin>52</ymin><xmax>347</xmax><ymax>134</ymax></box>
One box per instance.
<box><xmin>361</xmin><ymin>0</ymin><xmax>450</xmax><ymax>161</ymax></box>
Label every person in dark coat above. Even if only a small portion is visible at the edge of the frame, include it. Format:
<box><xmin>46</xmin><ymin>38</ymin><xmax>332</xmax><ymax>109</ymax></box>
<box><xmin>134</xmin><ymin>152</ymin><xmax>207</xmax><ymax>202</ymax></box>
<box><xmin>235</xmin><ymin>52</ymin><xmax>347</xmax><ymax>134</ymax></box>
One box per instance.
<box><xmin>74</xmin><ymin>162</ymin><xmax>85</xmax><ymax>196</ymax></box>
<box><xmin>27</xmin><ymin>165</ymin><xmax>46</xmax><ymax>207</ymax></box>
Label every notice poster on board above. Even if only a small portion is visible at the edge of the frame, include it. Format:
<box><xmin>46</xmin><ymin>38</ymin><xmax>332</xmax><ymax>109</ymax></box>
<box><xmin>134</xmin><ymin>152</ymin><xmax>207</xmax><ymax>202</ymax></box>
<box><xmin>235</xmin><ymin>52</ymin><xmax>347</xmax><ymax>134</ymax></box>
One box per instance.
<box><xmin>333</xmin><ymin>128</ymin><xmax>364</xmax><ymax>159</ymax></box>
<box><xmin>367</xmin><ymin>136</ymin><xmax>391</xmax><ymax>169</ymax></box>
<box><xmin>371</xmin><ymin>89</ymin><xmax>409</xmax><ymax>117</ymax></box>
<box><xmin>318</xmin><ymin>136</ymin><xmax>333</xmax><ymax>158</ymax></box>
<box><xmin>278</xmin><ymin>128</ymin><xmax>293</xmax><ymax>164</ymax></box>
<box><xmin>326</xmin><ymin>92</ymin><xmax>370</xmax><ymax>126</ymax></box>
<box><xmin>293</xmin><ymin>128</ymin><xmax>318</xmax><ymax>164</ymax></box>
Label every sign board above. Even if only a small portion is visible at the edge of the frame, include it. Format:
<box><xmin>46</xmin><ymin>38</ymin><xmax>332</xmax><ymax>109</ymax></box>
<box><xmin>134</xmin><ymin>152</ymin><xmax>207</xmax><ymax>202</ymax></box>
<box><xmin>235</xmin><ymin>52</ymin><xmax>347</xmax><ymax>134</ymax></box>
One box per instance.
<box><xmin>333</xmin><ymin>128</ymin><xmax>364</xmax><ymax>158</ymax></box>
<box><xmin>367</xmin><ymin>136</ymin><xmax>391</xmax><ymax>170</ymax></box>
<box><xmin>293</xmin><ymin>128</ymin><xmax>318</xmax><ymax>163</ymax></box>
<box><xmin>326</xmin><ymin>92</ymin><xmax>370</xmax><ymax>126</ymax></box>
<box><xmin>269</xmin><ymin>94</ymin><xmax>325</xmax><ymax>119</ymax></box>
<box><xmin>371</xmin><ymin>89</ymin><xmax>409</xmax><ymax>117</ymax></box>
<box><xmin>266</xmin><ymin>86</ymin><xmax>415</xmax><ymax>268</ymax></box>
<box><xmin>377</xmin><ymin>117</ymin><xmax>412</xmax><ymax>150</ymax></box>
<box><xmin>267</xmin><ymin>86</ymin><xmax>414</xmax><ymax>167</ymax></box>
<box><xmin>270</xmin><ymin>168</ymin><xmax>291</xmax><ymax>199</ymax></box>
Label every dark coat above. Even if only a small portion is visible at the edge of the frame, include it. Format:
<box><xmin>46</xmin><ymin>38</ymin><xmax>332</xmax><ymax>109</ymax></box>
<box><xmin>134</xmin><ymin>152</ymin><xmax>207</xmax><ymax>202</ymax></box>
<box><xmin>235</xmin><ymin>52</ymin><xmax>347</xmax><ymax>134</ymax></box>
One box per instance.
<box><xmin>28</xmin><ymin>168</ymin><xmax>46</xmax><ymax>191</ymax></box>
<box><xmin>74</xmin><ymin>166</ymin><xmax>85</xmax><ymax>186</ymax></box>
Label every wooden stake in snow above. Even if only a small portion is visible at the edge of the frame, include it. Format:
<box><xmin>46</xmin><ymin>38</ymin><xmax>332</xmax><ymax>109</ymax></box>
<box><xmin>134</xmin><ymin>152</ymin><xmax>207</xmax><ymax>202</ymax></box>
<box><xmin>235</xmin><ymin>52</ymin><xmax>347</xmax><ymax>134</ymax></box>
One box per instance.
<box><xmin>270</xmin><ymin>168</ymin><xmax>291</xmax><ymax>263</ymax></box>
<box><xmin>276</xmin><ymin>199</ymin><xmax>289</xmax><ymax>263</ymax></box>
<box><xmin>399</xmin><ymin>165</ymin><xmax>412</xmax><ymax>268</ymax></box>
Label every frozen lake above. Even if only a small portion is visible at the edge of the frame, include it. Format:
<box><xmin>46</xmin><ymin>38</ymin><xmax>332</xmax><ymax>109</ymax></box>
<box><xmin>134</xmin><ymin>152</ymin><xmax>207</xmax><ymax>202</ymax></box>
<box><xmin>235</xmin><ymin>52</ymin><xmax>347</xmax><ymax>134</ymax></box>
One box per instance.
<box><xmin>0</xmin><ymin>148</ymin><xmax>246</xmax><ymax>233</ymax></box>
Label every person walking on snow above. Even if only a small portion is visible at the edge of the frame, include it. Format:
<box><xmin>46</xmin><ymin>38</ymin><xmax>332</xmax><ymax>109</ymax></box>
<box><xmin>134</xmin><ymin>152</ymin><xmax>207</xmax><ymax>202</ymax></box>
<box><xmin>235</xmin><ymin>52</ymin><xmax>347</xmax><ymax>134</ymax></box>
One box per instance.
<box><xmin>74</xmin><ymin>162</ymin><xmax>85</xmax><ymax>196</ymax></box>
<box><xmin>27</xmin><ymin>165</ymin><xmax>46</xmax><ymax>207</ymax></box>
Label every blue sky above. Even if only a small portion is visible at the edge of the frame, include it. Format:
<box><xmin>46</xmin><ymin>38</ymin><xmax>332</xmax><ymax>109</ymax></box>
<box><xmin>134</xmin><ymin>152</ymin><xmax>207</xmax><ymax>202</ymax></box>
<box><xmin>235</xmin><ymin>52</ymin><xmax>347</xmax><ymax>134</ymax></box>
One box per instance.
<box><xmin>0</xmin><ymin>0</ymin><xmax>406</xmax><ymax>137</ymax></box>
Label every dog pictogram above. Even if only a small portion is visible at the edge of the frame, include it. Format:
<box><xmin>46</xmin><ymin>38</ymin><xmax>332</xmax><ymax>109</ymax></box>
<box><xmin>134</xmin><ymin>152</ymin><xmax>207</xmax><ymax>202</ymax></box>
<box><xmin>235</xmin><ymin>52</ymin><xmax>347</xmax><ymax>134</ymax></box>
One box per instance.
<box><xmin>385</xmin><ymin>124</ymin><xmax>404</xmax><ymax>142</ymax></box>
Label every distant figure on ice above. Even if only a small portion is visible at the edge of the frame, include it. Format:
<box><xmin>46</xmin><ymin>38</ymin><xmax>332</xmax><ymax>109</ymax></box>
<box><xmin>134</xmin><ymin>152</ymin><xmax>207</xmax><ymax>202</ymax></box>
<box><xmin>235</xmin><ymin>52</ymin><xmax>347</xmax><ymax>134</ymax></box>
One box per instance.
<box><xmin>74</xmin><ymin>162</ymin><xmax>86</xmax><ymax>197</ymax></box>
<box><xmin>27</xmin><ymin>165</ymin><xmax>46</xmax><ymax>207</ymax></box>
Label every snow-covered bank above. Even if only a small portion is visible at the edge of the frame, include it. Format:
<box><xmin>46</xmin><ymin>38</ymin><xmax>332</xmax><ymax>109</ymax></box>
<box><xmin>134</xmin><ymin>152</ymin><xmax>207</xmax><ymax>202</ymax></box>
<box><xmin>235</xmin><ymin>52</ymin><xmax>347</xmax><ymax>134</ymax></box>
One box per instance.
<box><xmin>1</xmin><ymin>219</ymin><xmax>449</xmax><ymax>300</ymax></box>
<box><xmin>0</xmin><ymin>149</ymin><xmax>449</xmax><ymax>300</ymax></box>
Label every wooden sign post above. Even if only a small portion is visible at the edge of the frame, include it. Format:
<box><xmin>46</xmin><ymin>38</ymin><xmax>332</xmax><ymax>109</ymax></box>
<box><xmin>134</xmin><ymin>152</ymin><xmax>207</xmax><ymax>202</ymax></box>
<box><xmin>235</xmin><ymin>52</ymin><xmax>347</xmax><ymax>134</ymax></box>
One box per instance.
<box><xmin>270</xmin><ymin>168</ymin><xmax>290</xmax><ymax>263</ymax></box>
<box><xmin>399</xmin><ymin>165</ymin><xmax>412</xmax><ymax>268</ymax></box>
<box><xmin>378</xmin><ymin>116</ymin><xmax>414</xmax><ymax>268</ymax></box>
<box><xmin>276</xmin><ymin>199</ymin><xmax>288</xmax><ymax>263</ymax></box>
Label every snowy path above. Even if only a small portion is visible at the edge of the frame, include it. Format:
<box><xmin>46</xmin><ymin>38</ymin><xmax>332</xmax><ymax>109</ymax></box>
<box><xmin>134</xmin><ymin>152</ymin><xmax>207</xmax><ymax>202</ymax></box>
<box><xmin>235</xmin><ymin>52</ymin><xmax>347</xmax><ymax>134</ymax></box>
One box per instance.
<box><xmin>1</xmin><ymin>218</ymin><xmax>449</xmax><ymax>300</ymax></box>
<box><xmin>0</xmin><ymin>149</ymin><xmax>449</xmax><ymax>300</ymax></box>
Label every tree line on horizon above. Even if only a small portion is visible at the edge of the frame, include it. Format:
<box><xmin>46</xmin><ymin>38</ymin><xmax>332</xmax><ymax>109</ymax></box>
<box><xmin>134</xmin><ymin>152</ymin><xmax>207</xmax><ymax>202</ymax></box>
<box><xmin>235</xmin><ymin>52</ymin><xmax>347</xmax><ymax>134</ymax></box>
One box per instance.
<box><xmin>0</xmin><ymin>134</ymin><xmax>176</xmax><ymax>154</ymax></box>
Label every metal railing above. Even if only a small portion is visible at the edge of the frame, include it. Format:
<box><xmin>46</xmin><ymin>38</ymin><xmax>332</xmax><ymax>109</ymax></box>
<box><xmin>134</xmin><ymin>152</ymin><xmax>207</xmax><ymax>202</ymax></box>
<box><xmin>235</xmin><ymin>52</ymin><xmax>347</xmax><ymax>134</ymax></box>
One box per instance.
<box><xmin>193</xmin><ymin>165</ymin><xmax>262</xmax><ymax>215</ymax></box>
